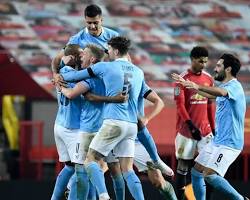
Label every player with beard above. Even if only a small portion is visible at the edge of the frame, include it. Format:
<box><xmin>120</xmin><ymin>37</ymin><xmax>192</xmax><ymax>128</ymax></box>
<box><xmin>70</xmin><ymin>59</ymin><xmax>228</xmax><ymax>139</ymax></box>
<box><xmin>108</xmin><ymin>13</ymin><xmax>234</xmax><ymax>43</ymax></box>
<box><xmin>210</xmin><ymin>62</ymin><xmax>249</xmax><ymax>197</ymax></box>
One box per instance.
<box><xmin>173</xmin><ymin>46</ymin><xmax>215</xmax><ymax>200</ymax></box>
<box><xmin>172</xmin><ymin>53</ymin><xmax>248</xmax><ymax>200</ymax></box>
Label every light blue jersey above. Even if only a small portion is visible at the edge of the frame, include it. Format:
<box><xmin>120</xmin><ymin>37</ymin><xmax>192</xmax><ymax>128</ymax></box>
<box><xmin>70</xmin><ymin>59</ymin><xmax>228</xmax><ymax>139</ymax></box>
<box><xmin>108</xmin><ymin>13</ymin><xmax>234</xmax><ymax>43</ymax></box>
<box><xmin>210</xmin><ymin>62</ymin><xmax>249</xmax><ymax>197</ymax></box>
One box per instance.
<box><xmin>79</xmin><ymin>78</ymin><xmax>105</xmax><ymax>133</ymax></box>
<box><xmin>61</xmin><ymin>58</ymin><xmax>144</xmax><ymax>123</ymax></box>
<box><xmin>67</xmin><ymin>27</ymin><xmax>119</xmax><ymax>51</ymax></box>
<box><xmin>214</xmin><ymin>79</ymin><xmax>246</xmax><ymax>150</ymax></box>
<box><xmin>55</xmin><ymin>66</ymin><xmax>82</xmax><ymax>129</ymax></box>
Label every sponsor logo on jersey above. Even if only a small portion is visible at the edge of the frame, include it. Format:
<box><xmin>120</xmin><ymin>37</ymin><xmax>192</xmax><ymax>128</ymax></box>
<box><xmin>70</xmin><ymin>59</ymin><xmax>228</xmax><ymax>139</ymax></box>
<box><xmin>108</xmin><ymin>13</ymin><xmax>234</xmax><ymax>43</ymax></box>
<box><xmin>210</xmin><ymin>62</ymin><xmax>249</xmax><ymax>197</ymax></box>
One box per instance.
<box><xmin>174</xmin><ymin>87</ymin><xmax>180</xmax><ymax>96</ymax></box>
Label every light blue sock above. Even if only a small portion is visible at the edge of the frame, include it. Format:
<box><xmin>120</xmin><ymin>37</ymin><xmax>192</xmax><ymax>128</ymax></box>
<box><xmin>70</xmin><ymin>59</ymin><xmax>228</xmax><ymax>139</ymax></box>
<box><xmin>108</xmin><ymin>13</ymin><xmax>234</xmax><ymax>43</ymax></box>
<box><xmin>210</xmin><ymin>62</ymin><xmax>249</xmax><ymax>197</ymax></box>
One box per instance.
<box><xmin>85</xmin><ymin>161</ymin><xmax>108</xmax><ymax>196</ymax></box>
<box><xmin>191</xmin><ymin>168</ymin><xmax>206</xmax><ymax>200</ymax></box>
<box><xmin>68</xmin><ymin>173</ymin><xmax>77</xmax><ymax>200</ymax></box>
<box><xmin>137</xmin><ymin>127</ymin><xmax>160</xmax><ymax>162</ymax></box>
<box><xmin>75</xmin><ymin>164</ymin><xmax>89</xmax><ymax>200</ymax></box>
<box><xmin>87</xmin><ymin>181</ymin><xmax>97</xmax><ymax>200</ymax></box>
<box><xmin>205</xmin><ymin>174</ymin><xmax>244</xmax><ymax>200</ymax></box>
<box><xmin>51</xmin><ymin>165</ymin><xmax>74</xmax><ymax>200</ymax></box>
<box><xmin>123</xmin><ymin>170</ymin><xmax>144</xmax><ymax>200</ymax></box>
<box><xmin>111</xmin><ymin>174</ymin><xmax>125</xmax><ymax>200</ymax></box>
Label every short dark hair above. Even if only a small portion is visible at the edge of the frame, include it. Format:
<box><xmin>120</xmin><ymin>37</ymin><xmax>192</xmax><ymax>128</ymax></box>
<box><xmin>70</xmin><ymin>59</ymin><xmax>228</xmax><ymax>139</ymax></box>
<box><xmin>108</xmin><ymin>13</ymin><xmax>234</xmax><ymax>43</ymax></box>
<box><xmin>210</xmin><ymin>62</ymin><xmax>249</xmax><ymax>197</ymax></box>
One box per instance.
<box><xmin>220</xmin><ymin>53</ymin><xmax>241</xmax><ymax>77</ymax></box>
<box><xmin>84</xmin><ymin>4</ymin><xmax>102</xmax><ymax>17</ymax></box>
<box><xmin>64</xmin><ymin>44</ymin><xmax>81</xmax><ymax>56</ymax></box>
<box><xmin>108</xmin><ymin>36</ymin><xmax>131</xmax><ymax>56</ymax></box>
<box><xmin>86</xmin><ymin>44</ymin><xmax>105</xmax><ymax>63</ymax></box>
<box><xmin>190</xmin><ymin>46</ymin><xmax>208</xmax><ymax>59</ymax></box>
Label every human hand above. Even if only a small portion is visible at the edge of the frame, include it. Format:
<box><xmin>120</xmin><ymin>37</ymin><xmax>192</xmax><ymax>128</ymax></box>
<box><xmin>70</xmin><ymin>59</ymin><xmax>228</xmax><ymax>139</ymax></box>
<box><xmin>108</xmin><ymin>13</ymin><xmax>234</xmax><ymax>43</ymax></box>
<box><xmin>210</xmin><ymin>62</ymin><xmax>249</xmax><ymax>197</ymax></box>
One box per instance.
<box><xmin>186</xmin><ymin>120</ymin><xmax>202</xmax><ymax>140</ymax></box>
<box><xmin>62</xmin><ymin>55</ymin><xmax>74</xmax><ymax>66</ymax></box>
<box><xmin>171</xmin><ymin>73</ymin><xmax>199</xmax><ymax>90</ymax></box>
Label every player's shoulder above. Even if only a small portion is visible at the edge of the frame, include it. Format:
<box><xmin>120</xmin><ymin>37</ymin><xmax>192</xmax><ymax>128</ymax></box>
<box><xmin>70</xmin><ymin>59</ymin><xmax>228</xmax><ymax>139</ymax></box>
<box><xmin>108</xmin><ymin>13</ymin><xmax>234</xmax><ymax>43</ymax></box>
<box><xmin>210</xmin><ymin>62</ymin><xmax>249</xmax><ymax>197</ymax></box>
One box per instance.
<box><xmin>180</xmin><ymin>70</ymin><xmax>189</xmax><ymax>78</ymax></box>
<box><xmin>103</xmin><ymin>27</ymin><xmax>119</xmax><ymax>37</ymax></box>
<box><xmin>59</xmin><ymin>65</ymin><xmax>75</xmax><ymax>73</ymax></box>
<box><xmin>69</xmin><ymin>29</ymin><xmax>85</xmax><ymax>40</ymax></box>
<box><xmin>92</xmin><ymin>61</ymin><xmax>109</xmax><ymax>69</ymax></box>
<box><xmin>201</xmin><ymin>70</ymin><xmax>212</xmax><ymax>78</ymax></box>
<box><xmin>133</xmin><ymin>64</ymin><xmax>144</xmax><ymax>79</ymax></box>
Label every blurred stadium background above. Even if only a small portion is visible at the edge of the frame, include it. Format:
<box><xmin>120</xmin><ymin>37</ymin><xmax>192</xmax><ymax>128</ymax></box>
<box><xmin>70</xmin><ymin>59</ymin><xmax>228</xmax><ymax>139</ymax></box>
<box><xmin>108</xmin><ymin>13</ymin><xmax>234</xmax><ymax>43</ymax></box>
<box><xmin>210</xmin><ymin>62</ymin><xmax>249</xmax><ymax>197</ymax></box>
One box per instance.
<box><xmin>0</xmin><ymin>0</ymin><xmax>250</xmax><ymax>199</ymax></box>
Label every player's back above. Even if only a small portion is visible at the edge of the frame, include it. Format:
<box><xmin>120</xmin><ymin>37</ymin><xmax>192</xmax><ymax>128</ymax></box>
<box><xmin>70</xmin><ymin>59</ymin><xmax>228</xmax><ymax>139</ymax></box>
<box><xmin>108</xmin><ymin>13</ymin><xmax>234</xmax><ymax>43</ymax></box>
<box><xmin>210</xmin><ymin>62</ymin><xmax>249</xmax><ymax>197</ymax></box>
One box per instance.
<box><xmin>55</xmin><ymin>66</ymin><xmax>82</xmax><ymax>129</ymax></box>
<box><xmin>91</xmin><ymin>59</ymin><xmax>144</xmax><ymax>123</ymax></box>
<box><xmin>67</xmin><ymin>27</ymin><xmax>119</xmax><ymax>50</ymax></box>
<box><xmin>80</xmin><ymin>78</ymin><xmax>105</xmax><ymax>133</ymax></box>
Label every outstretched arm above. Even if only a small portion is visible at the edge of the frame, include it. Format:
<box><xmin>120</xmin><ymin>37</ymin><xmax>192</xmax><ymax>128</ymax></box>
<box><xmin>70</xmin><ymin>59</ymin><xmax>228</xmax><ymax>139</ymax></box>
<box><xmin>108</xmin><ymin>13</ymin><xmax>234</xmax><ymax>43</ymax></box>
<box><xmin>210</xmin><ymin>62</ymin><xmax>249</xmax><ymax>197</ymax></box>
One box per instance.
<box><xmin>172</xmin><ymin>74</ymin><xmax>203</xmax><ymax>140</ymax></box>
<box><xmin>61</xmin><ymin>68</ymin><xmax>93</xmax><ymax>82</ymax></box>
<box><xmin>171</xmin><ymin>73</ymin><xmax>219</xmax><ymax>98</ymax></box>
<box><xmin>84</xmin><ymin>92</ymin><xmax>128</xmax><ymax>103</ymax></box>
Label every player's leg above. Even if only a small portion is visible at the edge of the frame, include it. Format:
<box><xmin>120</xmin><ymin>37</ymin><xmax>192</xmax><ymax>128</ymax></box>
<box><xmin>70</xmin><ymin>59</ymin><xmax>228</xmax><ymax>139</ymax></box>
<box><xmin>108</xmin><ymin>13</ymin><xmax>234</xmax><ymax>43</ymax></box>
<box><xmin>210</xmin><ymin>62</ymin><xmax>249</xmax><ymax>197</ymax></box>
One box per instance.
<box><xmin>133</xmin><ymin>142</ymin><xmax>176</xmax><ymax>200</ymax></box>
<box><xmin>84</xmin><ymin>119</ymin><xmax>125</xmax><ymax>200</ymax></box>
<box><xmin>191</xmin><ymin>141</ymin><xmax>216</xmax><ymax>200</ymax></box>
<box><xmin>197</xmin><ymin>133</ymin><xmax>214</xmax><ymax>200</ymax></box>
<box><xmin>118</xmin><ymin>122</ymin><xmax>144</xmax><ymax>200</ymax></box>
<box><xmin>107</xmin><ymin>161</ymin><xmax>125</xmax><ymax>200</ymax></box>
<box><xmin>147</xmin><ymin>168</ymin><xmax>177</xmax><ymax>200</ymax></box>
<box><xmin>51</xmin><ymin>124</ymin><xmax>75</xmax><ymax>200</ymax></box>
<box><xmin>202</xmin><ymin>145</ymin><xmax>243</xmax><ymax>200</ymax></box>
<box><xmin>51</xmin><ymin>161</ymin><xmax>75</xmax><ymax>200</ymax></box>
<box><xmin>137</xmin><ymin>126</ymin><xmax>160</xmax><ymax>162</ymax></box>
<box><xmin>137</xmin><ymin>126</ymin><xmax>174</xmax><ymax>176</ymax></box>
<box><xmin>191</xmin><ymin>162</ymin><xmax>206</xmax><ymax>200</ymax></box>
<box><xmin>175</xmin><ymin>133</ymin><xmax>196</xmax><ymax>200</ymax></box>
<box><xmin>120</xmin><ymin>157</ymin><xmax>144</xmax><ymax>200</ymax></box>
<box><xmin>67</xmin><ymin>172</ymin><xmax>77</xmax><ymax>200</ymax></box>
<box><xmin>72</xmin><ymin>132</ymin><xmax>97</xmax><ymax>200</ymax></box>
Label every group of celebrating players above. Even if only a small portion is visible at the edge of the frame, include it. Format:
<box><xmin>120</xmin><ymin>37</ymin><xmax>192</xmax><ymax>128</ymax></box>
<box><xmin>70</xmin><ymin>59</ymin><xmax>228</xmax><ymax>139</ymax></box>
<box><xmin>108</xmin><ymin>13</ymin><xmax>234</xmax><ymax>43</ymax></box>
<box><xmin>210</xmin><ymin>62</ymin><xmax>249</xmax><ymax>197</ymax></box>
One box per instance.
<box><xmin>51</xmin><ymin>4</ymin><xmax>248</xmax><ymax>200</ymax></box>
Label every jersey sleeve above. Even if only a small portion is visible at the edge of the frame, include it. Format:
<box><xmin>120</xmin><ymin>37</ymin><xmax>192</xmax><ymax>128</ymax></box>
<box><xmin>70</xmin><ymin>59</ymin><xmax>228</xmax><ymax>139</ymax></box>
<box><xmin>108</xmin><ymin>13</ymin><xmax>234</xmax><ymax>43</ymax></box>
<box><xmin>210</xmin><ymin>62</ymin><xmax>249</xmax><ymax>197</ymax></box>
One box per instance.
<box><xmin>207</xmin><ymin>75</ymin><xmax>215</xmax><ymax>130</ymax></box>
<box><xmin>140</xmin><ymin>80</ymin><xmax>152</xmax><ymax>98</ymax></box>
<box><xmin>90</xmin><ymin>63</ymin><xmax>105</xmax><ymax>78</ymax></box>
<box><xmin>61</xmin><ymin>68</ymin><xmax>91</xmax><ymax>82</ymax></box>
<box><xmin>223</xmin><ymin>82</ymin><xmax>238</xmax><ymax>101</ymax></box>
<box><xmin>174</xmin><ymin>83</ymin><xmax>190</xmax><ymax>122</ymax></box>
<box><xmin>66</xmin><ymin>34</ymin><xmax>78</xmax><ymax>45</ymax></box>
<box><xmin>207</xmin><ymin>99</ymin><xmax>215</xmax><ymax>130</ymax></box>
<box><xmin>79</xmin><ymin>80</ymin><xmax>90</xmax><ymax>91</ymax></box>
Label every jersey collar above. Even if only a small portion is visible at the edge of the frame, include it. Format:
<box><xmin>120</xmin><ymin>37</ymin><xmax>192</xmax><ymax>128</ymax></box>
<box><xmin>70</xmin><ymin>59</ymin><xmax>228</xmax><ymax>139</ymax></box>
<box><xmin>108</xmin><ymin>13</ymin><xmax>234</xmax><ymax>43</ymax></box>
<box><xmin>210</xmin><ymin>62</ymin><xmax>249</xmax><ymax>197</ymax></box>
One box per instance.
<box><xmin>85</xmin><ymin>27</ymin><xmax>104</xmax><ymax>36</ymax></box>
<box><xmin>115</xmin><ymin>58</ymin><xmax>129</xmax><ymax>61</ymax></box>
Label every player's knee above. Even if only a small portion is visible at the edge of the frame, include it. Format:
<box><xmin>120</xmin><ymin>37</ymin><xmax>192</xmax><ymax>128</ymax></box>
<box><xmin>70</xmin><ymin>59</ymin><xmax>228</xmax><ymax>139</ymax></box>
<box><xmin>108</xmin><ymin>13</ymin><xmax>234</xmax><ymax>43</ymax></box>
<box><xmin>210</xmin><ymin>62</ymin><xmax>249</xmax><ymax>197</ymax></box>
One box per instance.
<box><xmin>203</xmin><ymin>168</ymin><xmax>217</xmax><ymax>177</ymax></box>
<box><xmin>85</xmin><ymin>149</ymin><xmax>104</xmax><ymax>163</ymax></box>
<box><xmin>177</xmin><ymin>159</ymin><xmax>190</xmax><ymax>175</ymax></box>
<box><xmin>193</xmin><ymin>162</ymin><xmax>205</xmax><ymax>173</ymax></box>
<box><xmin>108</xmin><ymin>162</ymin><xmax>121</xmax><ymax>176</ymax></box>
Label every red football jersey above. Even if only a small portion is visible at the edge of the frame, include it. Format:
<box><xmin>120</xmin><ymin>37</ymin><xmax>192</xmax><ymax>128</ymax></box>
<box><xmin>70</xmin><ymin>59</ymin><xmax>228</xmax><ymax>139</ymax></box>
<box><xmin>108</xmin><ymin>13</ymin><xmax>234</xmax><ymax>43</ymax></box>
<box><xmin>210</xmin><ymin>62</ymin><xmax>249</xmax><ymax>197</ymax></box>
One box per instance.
<box><xmin>174</xmin><ymin>69</ymin><xmax>214</xmax><ymax>138</ymax></box>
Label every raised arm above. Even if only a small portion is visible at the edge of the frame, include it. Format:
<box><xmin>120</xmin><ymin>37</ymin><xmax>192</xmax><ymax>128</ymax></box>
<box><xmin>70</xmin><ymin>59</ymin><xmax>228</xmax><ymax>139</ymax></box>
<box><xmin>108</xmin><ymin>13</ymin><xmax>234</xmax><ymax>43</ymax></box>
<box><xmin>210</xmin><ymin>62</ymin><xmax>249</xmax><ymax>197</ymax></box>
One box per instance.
<box><xmin>61</xmin><ymin>68</ymin><xmax>93</xmax><ymax>82</ymax></box>
<box><xmin>171</xmin><ymin>73</ymin><xmax>217</xmax><ymax>99</ymax></box>
<box><xmin>172</xmin><ymin>74</ymin><xmax>202</xmax><ymax>140</ymax></box>
<box><xmin>51</xmin><ymin>51</ymin><xmax>64</xmax><ymax>74</ymax></box>
<box><xmin>195</xmin><ymin>84</ymin><xmax>228</xmax><ymax>97</ymax></box>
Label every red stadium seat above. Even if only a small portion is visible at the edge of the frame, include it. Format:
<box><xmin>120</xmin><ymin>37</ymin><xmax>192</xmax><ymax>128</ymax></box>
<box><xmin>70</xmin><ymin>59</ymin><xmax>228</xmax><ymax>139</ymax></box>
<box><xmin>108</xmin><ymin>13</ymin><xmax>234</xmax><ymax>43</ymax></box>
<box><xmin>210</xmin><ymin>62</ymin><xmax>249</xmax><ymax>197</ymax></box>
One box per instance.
<box><xmin>19</xmin><ymin>121</ymin><xmax>62</xmax><ymax>181</ymax></box>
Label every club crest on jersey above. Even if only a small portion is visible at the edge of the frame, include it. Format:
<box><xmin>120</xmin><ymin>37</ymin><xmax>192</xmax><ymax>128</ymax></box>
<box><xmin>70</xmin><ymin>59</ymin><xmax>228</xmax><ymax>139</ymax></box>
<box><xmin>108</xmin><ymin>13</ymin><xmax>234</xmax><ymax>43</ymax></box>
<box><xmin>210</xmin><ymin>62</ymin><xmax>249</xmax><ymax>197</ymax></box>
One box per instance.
<box><xmin>174</xmin><ymin>87</ymin><xmax>180</xmax><ymax>96</ymax></box>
